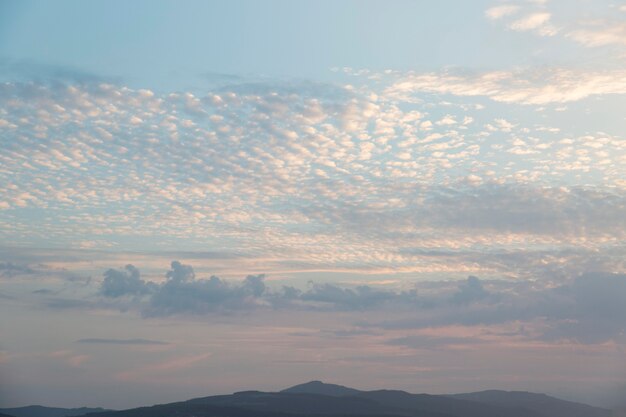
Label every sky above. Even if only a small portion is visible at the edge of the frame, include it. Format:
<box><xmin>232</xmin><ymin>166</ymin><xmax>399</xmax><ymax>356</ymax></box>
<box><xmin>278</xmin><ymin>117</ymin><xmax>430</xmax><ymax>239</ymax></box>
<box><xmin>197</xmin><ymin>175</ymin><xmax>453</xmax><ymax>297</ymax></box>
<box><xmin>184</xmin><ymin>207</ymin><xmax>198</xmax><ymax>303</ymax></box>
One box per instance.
<box><xmin>1</xmin><ymin>0</ymin><xmax>626</xmax><ymax>410</ymax></box>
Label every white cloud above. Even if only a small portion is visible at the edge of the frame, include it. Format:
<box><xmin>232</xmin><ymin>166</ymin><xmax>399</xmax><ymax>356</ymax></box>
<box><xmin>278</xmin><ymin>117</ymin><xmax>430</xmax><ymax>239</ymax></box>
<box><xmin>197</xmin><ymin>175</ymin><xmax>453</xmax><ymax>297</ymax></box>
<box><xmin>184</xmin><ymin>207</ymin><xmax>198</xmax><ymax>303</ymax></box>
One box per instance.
<box><xmin>485</xmin><ymin>4</ymin><xmax>521</xmax><ymax>20</ymax></box>
<box><xmin>567</xmin><ymin>23</ymin><xmax>626</xmax><ymax>47</ymax></box>
<box><xmin>1</xmin><ymin>73</ymin><xmax>625</xmax><ymax>278</ymax></box>
<box><xmin>383</xmin><ymin>68</ymin><xmax>626</xmax><ymax>104</ymax></box>
<box><xmin>508</xmin><ymin>12</ymin><xmax>557</xmax><ymax>36</ymax></box>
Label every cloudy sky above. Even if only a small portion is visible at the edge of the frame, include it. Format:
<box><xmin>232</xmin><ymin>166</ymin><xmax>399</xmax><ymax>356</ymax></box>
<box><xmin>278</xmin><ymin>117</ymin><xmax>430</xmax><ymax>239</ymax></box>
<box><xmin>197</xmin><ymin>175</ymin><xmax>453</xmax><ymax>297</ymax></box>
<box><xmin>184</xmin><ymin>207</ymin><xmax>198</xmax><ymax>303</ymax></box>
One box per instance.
<box><xmin>1</xmin><ymin>0</ymin><xmax>626</xmax><ymax>410</ymax></box>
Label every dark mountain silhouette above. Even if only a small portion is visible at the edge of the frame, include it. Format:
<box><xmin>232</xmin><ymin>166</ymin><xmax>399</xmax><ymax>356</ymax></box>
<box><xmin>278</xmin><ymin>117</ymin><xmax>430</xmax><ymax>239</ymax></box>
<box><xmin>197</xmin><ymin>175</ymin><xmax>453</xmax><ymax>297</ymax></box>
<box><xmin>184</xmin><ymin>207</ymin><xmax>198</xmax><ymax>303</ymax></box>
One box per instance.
<box><xmin>0</xmin><ymin>413</ymin><xmax>17</xmax><ymax>417</ymax></box>
<box><xmin>449</xmin><ymin>390</ymin><xmax>611</xmax><ymax>417</ymax></box>
<box><xmin>0</xmin><ymin>407</ymin><xmax>110</xmax><ymax>417</ymax></box>
<box><xmin>281</xmin><ymin>380</ymin><xmax>361</xmax><ymax>397</ymax></box>
<box><xmin>185</xmin><ymin>391</ymin><xmax>397</xmax><ymax>415</ymax></box>
<box><xmin>613</xmin><ymin>407</ymin><xmax>626</xmax><ymax>417</ymax></box>
<box><xmin>355</xmin><ymin>390</ymin><xmax>543</xmax><ymax>417</ymax></box>
<box><xmin>6</xmin><ymin>382</ymin><xmax>613</xmax><ymax>417</ymax></box>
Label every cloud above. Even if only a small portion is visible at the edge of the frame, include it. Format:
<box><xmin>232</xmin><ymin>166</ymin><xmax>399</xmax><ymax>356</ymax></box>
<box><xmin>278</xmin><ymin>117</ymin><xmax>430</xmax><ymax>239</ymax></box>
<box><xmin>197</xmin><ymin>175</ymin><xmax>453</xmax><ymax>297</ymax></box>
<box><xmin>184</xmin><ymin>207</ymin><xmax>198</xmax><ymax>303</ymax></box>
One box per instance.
<box><xmin>388</xmin><ymin>334</ymin><xmax>486</xmax><ymax>350</ymax></box>
<box><xmin>0</xmin><ymin>262</ymin><xmax>35</xmax><ymax>277</ymax></box>
<box><xmin>165</xmin><ymin>260</ymin><xmax>196</xmax><ymax>284</ymax></box>
<box><xmin>383</xmin><ymin>68</ymin><xmax>626</xmax><ymax>104</ymax></box>
<box><xmin>97</xmin><ymin>261</ymin><xmax>418</xmax><ymax>315</ymax></box>
<box><xmin>567</xmin><ymin>23</ymin><xmax>626</xmax><ymax>47</ymax></box>
<box><xmin>92</xmin><ymin>261</ymin><xmax>626</xmax><ymax>344</ymax></box>
<box><xmin>100</xmin><ymin>264</ymin><xmax>155</xmax><ymax>298</ymax></box>
<box><xmin>540</xmin><ymin>272</ymin><xmax>626</xmax><ymax>343</ymax></box>
<box><xmin>44</xmin><ymin>298</ymin><xmax>94</xmax><ymax>310</ymax></box>
<box><xmin>137</xmin><ymin>262</ymin><xmax>269</xmax><ymax>316</ymax></box>
<box><xmin>0</xmin><ymin>58</ymin><xmax>115</xmax><ymax>85</ymax></box>
<box><xmin>368</xmin><ymin>272</ymin><xmax>626</xmax><ymax>344</ymax></box>
<box><xmin>299</xmin><ymin>282</ymin><xmax>414</xmax><ymax>310</ymax></box>
<box><xmin>485</xmin><ymin>5</ymin><xmax>520</xmax><ymax>20</ymax></box>
<box><xmin>1</xmin><ymin>71</ymin><xmax>625</xmax><ymax>281</ymax></box>
<box><xmin>75</xmin><ymin>338</ymin><xmax>169</xmax><ymax>345</ymax></box>
<box><xmin>452</xmin><ymin>276</ymin><xmax>490</xmax><ymax>304</ymax></box>
<box><xmin>485</xmin><ymin>1</ymin><xmax>626</xmax><ymax>49</ymax></box>
<box><xmin>115</xmin><ymin>352</ymin><xmax>213</xmax><ymax>381</ymax></box>
<box><xmin>509</xmin><ymin>12</ymin><xmax>556</xmax><ymax>36</ymax></box>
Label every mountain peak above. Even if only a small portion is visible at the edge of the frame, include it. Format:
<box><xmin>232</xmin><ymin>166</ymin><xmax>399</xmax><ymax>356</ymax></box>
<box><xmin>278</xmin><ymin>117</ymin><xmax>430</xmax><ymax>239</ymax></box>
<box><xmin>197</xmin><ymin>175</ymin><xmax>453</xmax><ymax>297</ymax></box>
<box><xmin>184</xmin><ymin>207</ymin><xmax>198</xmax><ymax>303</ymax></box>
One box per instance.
<box><xmin>281</xmin><ymin>381</ymin><xmax>362</xmax><ymax>397</ymax></box>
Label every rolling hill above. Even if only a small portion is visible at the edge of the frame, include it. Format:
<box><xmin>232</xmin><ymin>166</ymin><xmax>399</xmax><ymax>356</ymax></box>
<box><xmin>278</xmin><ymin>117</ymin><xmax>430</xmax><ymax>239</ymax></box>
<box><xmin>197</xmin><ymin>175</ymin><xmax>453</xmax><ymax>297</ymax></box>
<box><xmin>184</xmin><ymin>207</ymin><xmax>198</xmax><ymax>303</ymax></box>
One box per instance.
<box><xmin>4</xmin><ymin>382</ymin><xmax>613</xmax><ymax>417</ymax></box>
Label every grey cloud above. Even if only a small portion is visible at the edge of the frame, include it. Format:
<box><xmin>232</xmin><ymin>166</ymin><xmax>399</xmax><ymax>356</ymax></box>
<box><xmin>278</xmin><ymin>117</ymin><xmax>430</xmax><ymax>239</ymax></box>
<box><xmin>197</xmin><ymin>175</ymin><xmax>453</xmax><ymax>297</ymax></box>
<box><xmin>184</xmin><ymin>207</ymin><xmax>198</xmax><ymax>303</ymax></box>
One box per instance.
<box><xmin>388</xmin><ymin>335</ymin><xmax>486</xmax><ymax>350</ymax></box>
<box><xmin>165</xmin><ymin>261</ymin><xmax>195</xmax><ymax>284</ymax></box>
<box><xmin>305</xmin><ymin>185</ymin><xmax>626</xmax><ymax>239</ymax></box>
<box><xmin>452</xmin><ymin>276</ymin><xmax>490</xmax><ymax>304</ymax></box>
<box><xmin>299</xmin><ymin>282</ymin><xmax>415</xmax><ymax>310</ymax></box>
<box><xmin>0</xmin><ymin>262</ymin><xmax>35</xmax><ymax>277</ymax></box>
<box><xmin>143</xmin><ymin>262</ymin><xmax>268</xmax><ymax>316</ymax></box>
<box><xmin>100</xmin><ymin>264</ymin><xmax>155</xmax><ymax>298</ymax></box>
<box><xmin>425</xmin><ymin>186</ymin><xmax>626</xmax><ymax>236</ymax></box>
<box><xmin>44</xmin><ymin>298</ymin><xmax>94</xmax><ymax>310</ymax></box>
<box><xmin>94</xmin><ymin>262</ymin><xmax>626</xmax><ymax>343</ymax></box>
<box><xmin>0</xmin><ymin>291</ymin><xmax>15</xmax><ymax>300</ymax></box>
<box><xmin>539</xmin><ymin>272</ymin><xmax>626</xmax><ymax>343</ymax></box>
<box><xmin>100</xmin><ymin>261</ymin><xmax>408</xmax><ymax>315</ymax></box>
<box><xmin>370</xmin><ymin>272</ymin><xmax>626</xmax><ymax>344</ymax></box>
<box><xmin>32</xmin><ymin>288</ymin><xmax>55</xmax><ymax>295</ymax></box>
<box><xmin>75</xmin><ymin>338</ymin><xmax>168</xmax><ymax>345</ymax></box>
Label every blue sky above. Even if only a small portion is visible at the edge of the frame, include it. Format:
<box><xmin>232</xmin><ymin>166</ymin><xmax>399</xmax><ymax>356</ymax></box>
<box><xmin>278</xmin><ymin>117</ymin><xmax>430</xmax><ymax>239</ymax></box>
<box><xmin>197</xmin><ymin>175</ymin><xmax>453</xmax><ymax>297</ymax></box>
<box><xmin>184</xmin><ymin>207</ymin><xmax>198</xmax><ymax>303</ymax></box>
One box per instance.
<box><xmin>1</xmin><ymin>0</ymin><xmax>626</xmax><ymax>410</ymax></box>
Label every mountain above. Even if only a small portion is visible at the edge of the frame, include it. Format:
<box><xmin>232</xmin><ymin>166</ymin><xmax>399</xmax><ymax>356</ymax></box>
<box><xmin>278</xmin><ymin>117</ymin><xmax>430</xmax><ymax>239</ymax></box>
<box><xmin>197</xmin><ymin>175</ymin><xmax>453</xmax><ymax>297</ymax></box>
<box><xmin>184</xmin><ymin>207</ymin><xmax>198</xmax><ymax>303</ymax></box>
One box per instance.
<box><xmin>80</xmin><ymin>383</ymin><xmax>545</xmax><ymax>417</ymax></box>
<box><xmin>1</xmin><ymin>413</ymin><xmax>17</xmax><ymax>417</ymax></box>
<box><xmin>613</xmin><ymin>407</ymin><xmax>626</xmax><ymax>417</ymax></box>
<box><xmin>8</xmin><ymin>382</ymin><xmax>612</xmax><ymax>417</ymax></box>
<box><xmin>449</xmin><ymin>390</ymin><xmax>611</xmax><ymax>417</ymax></box>
<box><xmin>0</xmin><ymin>407</ymin><xmax>111</xmax><ymax>417</ymax></box>
<box><xmin>182</xmin><ymin>391</ymin><xmax>410</xmax><ymax>416</ymax></box>
<box><xmin>355</xmin><ymin>390</ymin><xmax>543</xmax><ymax>417</ymax></box>
<box><xmin>281</xmin><ymin>380</ymin><xmax>362</xmax><ymax>396</ymax></box>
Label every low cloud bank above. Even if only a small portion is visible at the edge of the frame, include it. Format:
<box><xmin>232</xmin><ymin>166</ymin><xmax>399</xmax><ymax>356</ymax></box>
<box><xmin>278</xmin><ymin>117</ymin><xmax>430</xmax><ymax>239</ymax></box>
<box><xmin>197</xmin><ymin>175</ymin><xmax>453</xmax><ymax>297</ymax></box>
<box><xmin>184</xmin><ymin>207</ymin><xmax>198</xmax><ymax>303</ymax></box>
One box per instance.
<box><xmin>98</xmin><ymin>261</ymin><xmax>626</xmax><ymax>344</ymax></box>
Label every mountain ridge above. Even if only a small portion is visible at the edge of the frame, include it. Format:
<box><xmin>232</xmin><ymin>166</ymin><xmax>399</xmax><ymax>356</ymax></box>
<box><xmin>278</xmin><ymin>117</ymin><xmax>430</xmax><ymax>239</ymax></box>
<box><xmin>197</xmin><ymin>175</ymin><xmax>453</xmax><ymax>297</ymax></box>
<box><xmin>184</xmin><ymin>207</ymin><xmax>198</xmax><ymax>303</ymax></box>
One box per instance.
<box><xmin>0</xmin><ymin>406</ymin><xmax>111</xmax><ymax>417</ymax></box>
<box><xmin>2</xmin><ymin>382</ymin><xmax>613</xmax><ymax>417</ymax></box>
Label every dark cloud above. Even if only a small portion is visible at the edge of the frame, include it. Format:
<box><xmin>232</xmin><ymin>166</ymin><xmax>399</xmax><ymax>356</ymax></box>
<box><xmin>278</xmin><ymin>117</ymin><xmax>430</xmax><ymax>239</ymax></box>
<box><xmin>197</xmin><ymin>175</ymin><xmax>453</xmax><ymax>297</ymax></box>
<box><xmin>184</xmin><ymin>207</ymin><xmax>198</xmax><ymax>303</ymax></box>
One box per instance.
<box><xmin>100</xmin><ymin>264</ymin><xmax>155</xmax><ymax>298</ymax></box>
<box><xmin>299</xmin><ymin>282</ymin><xmax>414</xmax><ymax>310</ymax></box>
<box><xmin>0</xmin><ymin>262</ymin><xmax>35</xmax><ymax>277</ymax></box>
<box><xmin>539</xmin><ymin>272</ymin><xmax>626</xmax><ymax>343</ymax></box>
<box><xmin>138</xmin><ymin>262</ymin><xmax>269</xmax><ymax>316</ymax></box>
<box><xmin>44</xmin><ymin>298</ymin><xmax>94</xmax><ymax>310</ymax></box>
<box><xmin>452</xmin><ymin>276</ymin><xmax>490</xmax><ymax>304</ymax></box>
<box><xmin>75</xmin><ymin>338</ymin><xmax>168</xmax><ymax>345</ymax></box>
<box><xmin>165</xmin><ymin>261</ymin><xmax>195</xmax><ymax>284</ymax></box>
<box><xmin>369</xmin><ymin>272</ymin><xmax>626</xmax><ymax>344</ymax></box>
<box><xmin>32</xmin><ymin>289</ymin><xmax>55</xmax><ymax>295</ymax></box>
<box><xmin>93</xmin><ymin>262</ymin><xmax>626</xmax><ymax>344</ymax></box>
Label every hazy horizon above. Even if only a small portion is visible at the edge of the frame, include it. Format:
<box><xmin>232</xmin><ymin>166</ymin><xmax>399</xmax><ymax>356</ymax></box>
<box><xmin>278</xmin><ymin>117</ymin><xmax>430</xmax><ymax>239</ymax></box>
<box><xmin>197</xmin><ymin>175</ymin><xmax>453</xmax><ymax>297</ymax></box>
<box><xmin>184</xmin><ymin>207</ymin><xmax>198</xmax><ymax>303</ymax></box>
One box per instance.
<box><xmin>1</xmin><ymin>0</ymin><xmax>625</xmax><ymax>411</ymax></box>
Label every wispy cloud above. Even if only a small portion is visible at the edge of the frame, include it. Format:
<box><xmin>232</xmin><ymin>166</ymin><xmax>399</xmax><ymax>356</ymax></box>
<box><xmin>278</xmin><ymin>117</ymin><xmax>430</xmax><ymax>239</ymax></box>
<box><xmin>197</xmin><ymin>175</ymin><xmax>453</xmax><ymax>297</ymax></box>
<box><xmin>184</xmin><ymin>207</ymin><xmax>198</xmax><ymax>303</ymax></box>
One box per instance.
<box><xmin>115</xmin><ymin>352</ymin><xmax>212</xmax><ymax>381</ymax></box>
<box><xmin>76</xmin><ymin>338</ymin><xmax>169</xmax><ymax>346</ymax></box>
<box><xmin>382</xmin><ymin>68</ymin><xmax>626</xmax><ymax>104</ymax></box>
